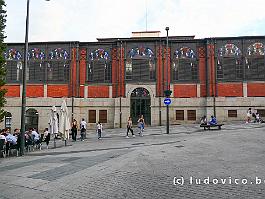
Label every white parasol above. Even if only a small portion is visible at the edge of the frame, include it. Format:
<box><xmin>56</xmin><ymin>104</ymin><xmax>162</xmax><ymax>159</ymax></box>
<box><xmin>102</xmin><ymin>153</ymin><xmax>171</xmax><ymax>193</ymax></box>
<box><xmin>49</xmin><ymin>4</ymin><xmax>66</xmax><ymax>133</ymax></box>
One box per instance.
<box><xmin>48</xmin><ymin>105</ymin><xmax>59</xmax><ymax>135</ymax></box>
<box><xmin>59</xmin><ymin>100</ymin><xmax>71</xmax><ymax>141</ymax></box>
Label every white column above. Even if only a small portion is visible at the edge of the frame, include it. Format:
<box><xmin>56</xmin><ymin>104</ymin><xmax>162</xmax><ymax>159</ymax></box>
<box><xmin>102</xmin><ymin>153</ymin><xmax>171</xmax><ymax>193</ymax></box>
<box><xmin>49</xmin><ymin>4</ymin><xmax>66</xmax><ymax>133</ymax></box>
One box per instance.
<box><xmin>243</xmin><ymin>82</ymin><xmax>247</xmax><ymax>97</ymax></box>
<box><xmin>197</xmin><ymin>84</ymin><xmax>201</xmax><ymax>98</ymax></box>
<box><xmin>84</xmin><ymin>85</ymin><xmax>88</xmax><ymax>98</ymax></box>
<box><xmin>44</xmin><ymin>84</ymin><xmax>47</xmax><ymax>97</ymax></box>
<box><xmin>109</xmin><ymin>86</ymin><xmax>112</xmax><ymax>98</ymax></box>
<box><xmin>20</xmin><ymin>84</ymin><xmax>23</xmax><ymax>97</ymax></box>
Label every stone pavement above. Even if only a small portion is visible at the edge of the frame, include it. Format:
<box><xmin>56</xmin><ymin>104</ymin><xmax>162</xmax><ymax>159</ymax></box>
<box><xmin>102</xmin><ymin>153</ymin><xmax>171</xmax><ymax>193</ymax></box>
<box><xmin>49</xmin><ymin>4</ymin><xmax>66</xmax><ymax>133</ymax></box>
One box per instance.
<box><xmin>1</xmin><ymin>122</ymin><xmax>265</xmax><ymax>199</ymax></box>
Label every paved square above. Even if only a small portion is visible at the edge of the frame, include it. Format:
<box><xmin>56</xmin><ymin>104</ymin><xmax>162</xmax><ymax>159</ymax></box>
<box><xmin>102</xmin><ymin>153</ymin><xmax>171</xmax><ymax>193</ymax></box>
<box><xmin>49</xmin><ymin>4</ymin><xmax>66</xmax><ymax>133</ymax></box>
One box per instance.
<box><xmin>0</xmin><ymin>123</ymin><xmax>265</xmax><ymax>199</ymax></box>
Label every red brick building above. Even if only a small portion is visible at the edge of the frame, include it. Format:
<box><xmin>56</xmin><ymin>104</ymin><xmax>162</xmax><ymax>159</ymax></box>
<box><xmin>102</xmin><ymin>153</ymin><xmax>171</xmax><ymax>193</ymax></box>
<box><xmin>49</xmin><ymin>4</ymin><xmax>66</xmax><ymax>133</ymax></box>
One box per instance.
<box><xmin>2</xmin><ymin>32</ymin><xmax>265</xmax><ymax>130</ymax></box>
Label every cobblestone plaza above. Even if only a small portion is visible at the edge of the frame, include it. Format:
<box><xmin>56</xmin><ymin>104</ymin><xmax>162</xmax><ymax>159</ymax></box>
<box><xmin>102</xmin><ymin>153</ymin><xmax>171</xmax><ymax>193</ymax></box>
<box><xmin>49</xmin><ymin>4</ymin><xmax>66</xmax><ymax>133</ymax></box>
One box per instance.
<box><xmin>1</xmin><ymin>123</ymin><xmax>265</xmax><ymax>199</ymax></box>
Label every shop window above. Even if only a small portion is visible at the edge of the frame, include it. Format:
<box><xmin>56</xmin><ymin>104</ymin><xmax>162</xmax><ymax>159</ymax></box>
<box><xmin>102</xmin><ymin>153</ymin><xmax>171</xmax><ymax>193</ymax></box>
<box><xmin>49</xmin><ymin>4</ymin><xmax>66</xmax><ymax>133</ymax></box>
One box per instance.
<box><xmin>176</xmin><ymin>110</ymin><xmax>184</xmax><ymax>120</ymax></box>
<box><xmin>187</xmin><ymin>110</ymin><xmax>196</xmax><ymax>120</ymax></box>
<box><xmin>228</xmin><ymin>110</ymin><xmax>237</xmax><ymax>117</ymax></box>
<box><xmin>89</xmin><ymin>110</ymin><xmax>96</xmax><ymax>123</ymax></box>
<box><xmin>99</xmin><ymin>110</ymin><xmax>107</xmax><ymax>123</ymax></box>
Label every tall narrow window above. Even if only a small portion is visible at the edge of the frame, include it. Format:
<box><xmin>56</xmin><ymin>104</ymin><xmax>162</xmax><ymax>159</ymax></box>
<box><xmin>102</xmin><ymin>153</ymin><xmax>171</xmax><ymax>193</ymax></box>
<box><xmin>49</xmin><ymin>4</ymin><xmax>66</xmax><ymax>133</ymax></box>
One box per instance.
<box><xmin>172</xmin><ymin>47</ymin><xmax>198</xmax><ymax>81</ymax></box>
<box><xmin>25</xmin><ymin>109</ymin><xmax>39</xmax><ymax>131</ymax></box>
<box><xmin>87</xmin><ymin>49</ymin><xmax>111</xmax><ymax>83</ymax></box>
<box><xmin>4</xmin><ymin>48</ymin><xmax>22</xmax><ymax>83</ymax></box>
<box><xmin>245</xmin><ymin>42</ymin><xmax>265</xmax><ymax>80</ymax></box>
<box><xmin>28</xmin><ymin>48</ymin><xmax>45</xmax><ymax>83</ymax></box>
<box><xmin>89</xmin><ymin>110</ymin><xmax>96</xmax><ymax>123</ymax></box>
<box><xmin>48</xmin><ymin>48</ymin><xmax>70</xmax><ymax>83</ymax></box>
<box><xmin>217</xmin><ymin>43</ymin><xmax>243</xmax><ymax>81</ymax></box>
<box><xmin>126</xmin><ymin>47</ymin><xmax>155</xmax><ymax>82</ymax></box>
<box><xmin>125</xmin><ymin>61</ymin><xmax>132</xmax><ymax>80</ymax></box>
<box><xmin>5</xmin><ymin>112</ymin><xmax>12</xmax><ymax>129</ymax></box>
<box><xmin>99</xmin><ymin>110</ymin><xmax>107</xmax><ymax>123</ymax></box>
<box><xmin>187</xmin><ymin>110</ymin><xmax>196</xmax><ymax>120</ymax></box>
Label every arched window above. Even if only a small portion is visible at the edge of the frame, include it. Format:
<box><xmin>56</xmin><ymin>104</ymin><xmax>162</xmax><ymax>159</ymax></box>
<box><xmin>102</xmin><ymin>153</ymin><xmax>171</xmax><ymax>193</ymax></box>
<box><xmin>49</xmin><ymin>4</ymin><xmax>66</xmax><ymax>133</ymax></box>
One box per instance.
<box><xmin>5</xmin><ymin>112</ymin><xmax>12</xmax><ymax>129</ymax></box>
<box><xmin>245</xmin><ymin>42</ymin><xmax>265</xmax><ymax>80</ymax></box>
<box><xmin>126</xmin><ymin>47</ymin><xmax>155</xmax><ymax>81</ymax></box>
<box><xmin>28</xmin><ymin>48</ymin><xmax>46</xmax><ymax>83</ymax></box>
<box><xmin>47</xmin><ymin>48</ymin><xmax>70</xmax><ymax>83</ymax></box>
<box><xmin>25</xmin><ymin>109</ymin><xmax>39</xmax><ymax>131</ymax></box>
<box><xmin>4</xmin><ymin>48</ymin><xmax>22</xmax><ymax>83</ymax></box>
<box><xmin>87</xmin><ymin>48</ymin><xmax>111</xmax><ymax>83</ymax></box>
<box><xmin>172</xmin><ymin>47</ymin><xmax>197</xmax><ymax>81</ymax></box>
<box><xmin>217</xmin><ymin>43</ymin><xmax>243</xmax><ymax>80</ymax></box>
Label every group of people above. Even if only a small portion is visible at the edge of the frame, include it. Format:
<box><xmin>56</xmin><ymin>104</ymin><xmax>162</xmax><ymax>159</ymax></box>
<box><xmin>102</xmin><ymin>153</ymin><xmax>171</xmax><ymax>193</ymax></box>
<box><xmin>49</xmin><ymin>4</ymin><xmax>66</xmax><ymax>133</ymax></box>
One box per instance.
<box><xmin>25</xmin><ymin>128</ymin><xmax>51</xmax><ymax>149</ymax></box>
<box><xmin>126</xmin><ymin>115</ymin><xmax>145</xmax><ymax>138</ymax></box>
<box><xmin>0</xmin><ymin>127</ymin><xmax>51</xmax><ymax>157</ymax></box>
<box><xmin>71</xmin><ymin>118</ymin><xmax>89</xmax><ymax>141</ymax></box>
<box><xmin>200</xmin><ymin>115</ymin><xmax>217</xmax><ymax>125</ymax></box>
<box><xmin>246</xmin><ymin>108</ymin><xmax>264</xmax><ymax>123</ymax></box>
<box><xmin>71</xmin><ymin>118</ymin><xmax>88</xmax><ymax>141</ymax></box>
<box><xmin>70</xmin><ymin>115</ymin><xmax>146</xmax><ymax>141</ymax></box>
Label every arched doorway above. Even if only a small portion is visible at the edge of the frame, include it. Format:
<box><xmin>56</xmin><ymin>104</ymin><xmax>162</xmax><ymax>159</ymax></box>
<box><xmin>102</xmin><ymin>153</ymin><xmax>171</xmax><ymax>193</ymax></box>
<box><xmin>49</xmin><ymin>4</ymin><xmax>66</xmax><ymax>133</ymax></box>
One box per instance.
<box><xmin>25</xmin><ymin>108</ymin><xmax>39</xmax><ymax>131</ymax></box>
<box><xmin>130</xmin><ymin>87</ymin><xmax>151</xmax><ymax>125</ymax></box>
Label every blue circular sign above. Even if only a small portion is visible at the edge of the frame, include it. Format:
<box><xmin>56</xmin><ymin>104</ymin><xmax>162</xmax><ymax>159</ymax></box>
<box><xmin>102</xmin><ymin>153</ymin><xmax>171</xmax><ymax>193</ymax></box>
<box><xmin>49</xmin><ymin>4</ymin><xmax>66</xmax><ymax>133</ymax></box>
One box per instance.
<box><xmin>164</xmin><ymin>98</ymin><xmax>171</xmax><ymax>105</ymax></box>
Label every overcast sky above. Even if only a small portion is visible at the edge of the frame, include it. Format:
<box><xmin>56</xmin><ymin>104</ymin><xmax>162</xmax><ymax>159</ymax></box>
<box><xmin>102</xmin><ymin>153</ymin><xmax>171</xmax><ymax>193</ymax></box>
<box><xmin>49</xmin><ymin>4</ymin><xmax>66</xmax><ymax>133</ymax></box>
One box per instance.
<box><xmin>5</xmin><ymin>0</ymin><xmax>265</xmax><ymax>42</ymax></box>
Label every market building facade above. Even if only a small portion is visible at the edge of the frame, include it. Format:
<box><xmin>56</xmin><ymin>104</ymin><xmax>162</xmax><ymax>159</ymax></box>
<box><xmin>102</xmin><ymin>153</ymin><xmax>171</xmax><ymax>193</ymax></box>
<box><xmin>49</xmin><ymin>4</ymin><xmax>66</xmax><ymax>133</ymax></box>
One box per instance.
<box><xmin>2</xmin><ymin>32</ymin><xmax>265</xmax><ymax>131</ymax></box>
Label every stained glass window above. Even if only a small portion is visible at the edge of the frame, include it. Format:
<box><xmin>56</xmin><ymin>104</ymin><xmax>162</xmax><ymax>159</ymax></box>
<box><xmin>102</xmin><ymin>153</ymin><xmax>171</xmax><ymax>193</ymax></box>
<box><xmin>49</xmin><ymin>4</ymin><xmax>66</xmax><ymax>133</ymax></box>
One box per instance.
<box><xmin>4</xmin><ymin>49</ymin><xmax>23</xmax><ymax>83</ymax></box>
<box><xmin>87</xmin><ymin>49</ymin><xmax>111</xmax><ymax>83</ymax></box>
<box><xmin>128</xmin><ymin>47</ymin><xmax>154</xmax><ymax>58</ymax></box>
<box><xmin>49</xmin><ymin>48</ymin><xmax>69</xmax><ymax>60</ymax></box>
<box><xmin>28</xmin><ymin>48</ymin><xmax>45</xmax><ymax>60</ymax></box>
<box><xmin>245</xmin><ymin>42</ymin><xmax>265</xmax><ymax>80</ymax></box>
<box><xmin>4</xmin><ymin>48</ymin><xmax>22</xmax><ymax>61</ymax></box>
<box><xmin>217</xmin><ymin>43</ymin><xmax>243</xmax><ymax>81</ymax></box>
<box><xmin>89</xmin><ymin>49</ymin><xmax>109</xmax><ymax>60</ymax></box>
<box><xmin>47</xmin><ymin>48</ymin><xmax>70</xmax><ymax>83</ymax></box>
<box><xmin>131</xmin><ymin>88</ymin><xmax>150</xmax><ymax>98</ymax></box>
<box><xmin>126</xmin><ymin>47</ymin><xmax>155</xmax><ymax>82</ymax></box>
<box><xmin>172</xmin><ymin>47</ymin><xmax>198</xmax><ymax>81</ymax></box>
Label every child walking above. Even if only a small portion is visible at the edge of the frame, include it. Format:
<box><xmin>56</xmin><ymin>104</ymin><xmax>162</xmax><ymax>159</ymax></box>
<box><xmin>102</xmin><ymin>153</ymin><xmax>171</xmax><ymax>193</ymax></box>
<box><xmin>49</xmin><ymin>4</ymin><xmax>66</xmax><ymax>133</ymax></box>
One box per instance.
<box><xmin>97</xmin><ymin>122</ymin><xmax>103</xmax><ymax>139</ymax></box>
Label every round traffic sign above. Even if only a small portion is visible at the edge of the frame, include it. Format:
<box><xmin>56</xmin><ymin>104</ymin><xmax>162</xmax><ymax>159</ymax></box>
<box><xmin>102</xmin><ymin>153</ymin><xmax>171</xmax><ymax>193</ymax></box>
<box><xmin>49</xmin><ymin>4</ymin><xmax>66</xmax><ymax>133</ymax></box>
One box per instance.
<box><xmin>164</xmin><ymin>98</ymin><xmax>171</xmax><ymax>105</ymax></box>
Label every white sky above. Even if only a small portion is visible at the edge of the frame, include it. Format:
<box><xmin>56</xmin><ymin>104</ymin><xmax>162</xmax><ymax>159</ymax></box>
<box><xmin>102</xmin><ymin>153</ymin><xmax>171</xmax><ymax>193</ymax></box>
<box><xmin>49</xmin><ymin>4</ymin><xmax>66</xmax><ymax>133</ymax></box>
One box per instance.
<box><xmin>5</xmin><ymin>0</ymin><xmax>265</xmax><ymax>42</ymax></box>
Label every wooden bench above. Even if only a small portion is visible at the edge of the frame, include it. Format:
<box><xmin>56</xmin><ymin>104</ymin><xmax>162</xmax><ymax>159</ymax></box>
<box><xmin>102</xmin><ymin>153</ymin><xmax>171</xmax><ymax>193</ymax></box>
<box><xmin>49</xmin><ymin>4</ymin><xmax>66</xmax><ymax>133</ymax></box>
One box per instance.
<box><xmin>200</xmin><ymin>124</ymin><xmax>224</xmax><ymax>130</ymax></box>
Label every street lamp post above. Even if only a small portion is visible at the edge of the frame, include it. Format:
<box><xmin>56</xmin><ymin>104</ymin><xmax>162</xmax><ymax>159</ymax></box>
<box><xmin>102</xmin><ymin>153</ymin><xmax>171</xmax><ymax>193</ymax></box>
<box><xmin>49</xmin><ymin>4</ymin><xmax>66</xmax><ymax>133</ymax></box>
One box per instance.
<box><xmin>165</xmin><ymin>27</ymin><xmax>170</xmax><ymax>134</ymax></box>
<box><xmin>20</xmin><ymin>0</ymin><xmax>50</xmax><ymax>156</ymax></box>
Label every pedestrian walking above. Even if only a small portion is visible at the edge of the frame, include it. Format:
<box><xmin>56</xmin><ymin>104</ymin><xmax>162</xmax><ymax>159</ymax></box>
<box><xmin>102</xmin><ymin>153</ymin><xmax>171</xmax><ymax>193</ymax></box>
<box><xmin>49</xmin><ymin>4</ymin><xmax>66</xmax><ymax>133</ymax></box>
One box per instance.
<box><xmin>80</xmin><ymin>125</ymin><xmax>86</xmax><ymax>141</ymax></box>
<box><xmin>80</xmin><ymin>118</ymin><xmax>87</xmax><ymax>139</ymax></box>
<box><xmin>126</xmin><ymin>117</ymin><xmax>135</xmax><ymax>138</ymax></box>
<box><xmin>71</xmin><ymin>119</ymin><xmax>77</xmax><ymax>141</ymax></box>
<box><xmin>97</xmin><ymin>122</ymin><xmax>103</xmax><ymax>139</ymax></box>
<box><xmin>246</xmin><ymin>108</ymin><xmax>252</xmax><ymax>123</ymax></box>
<box><xmin>137</xmin><ymin>115</ymin><xmax>145</xmax><ymax>136</ymax></box>
<box><xmin>43</xmin><ymin>128</ymin><xmax>50</xmax><ymax>149</ymax></box>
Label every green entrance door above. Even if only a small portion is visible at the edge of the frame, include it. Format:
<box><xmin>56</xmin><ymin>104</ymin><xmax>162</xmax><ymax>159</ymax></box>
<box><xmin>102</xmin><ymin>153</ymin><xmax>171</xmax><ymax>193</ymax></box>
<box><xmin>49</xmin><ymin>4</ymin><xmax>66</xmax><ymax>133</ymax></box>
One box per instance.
<box><xmin>130</xmin><ymin>88</ymin><xmax>151</xmax><ymax>125</ymax></box>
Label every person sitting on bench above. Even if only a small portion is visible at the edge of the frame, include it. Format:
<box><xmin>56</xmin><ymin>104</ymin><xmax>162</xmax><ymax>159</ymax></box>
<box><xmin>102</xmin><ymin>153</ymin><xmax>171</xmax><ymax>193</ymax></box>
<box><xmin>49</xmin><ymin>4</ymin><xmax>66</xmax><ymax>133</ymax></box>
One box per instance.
<box><xmin>208</xmin><ymin>115</ymin><xmax>217</xmax><ymax>125</ymax></box>
<box><xmin>200</xmin><ymin>115</ymin><xmax>207</xmax><ymax>125</ymax></box>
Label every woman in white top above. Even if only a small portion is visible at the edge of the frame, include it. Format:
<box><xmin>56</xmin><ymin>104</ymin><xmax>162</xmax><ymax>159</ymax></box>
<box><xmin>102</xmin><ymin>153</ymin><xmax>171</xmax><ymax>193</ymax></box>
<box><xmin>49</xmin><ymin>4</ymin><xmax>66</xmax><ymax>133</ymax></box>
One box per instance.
<box><xmin>97</xmin><ymin>122</ymin><xmax>103</xmax><ymax>139</ymax></box>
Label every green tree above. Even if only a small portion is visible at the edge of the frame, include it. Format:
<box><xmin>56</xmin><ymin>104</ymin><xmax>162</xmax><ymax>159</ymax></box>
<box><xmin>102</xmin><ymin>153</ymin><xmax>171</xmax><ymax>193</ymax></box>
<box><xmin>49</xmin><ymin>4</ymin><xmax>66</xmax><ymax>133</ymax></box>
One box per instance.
<box><xmin>0</xmin><ymin>0</ymin><xmax>6</xmax><ymax>122</ymax></box>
